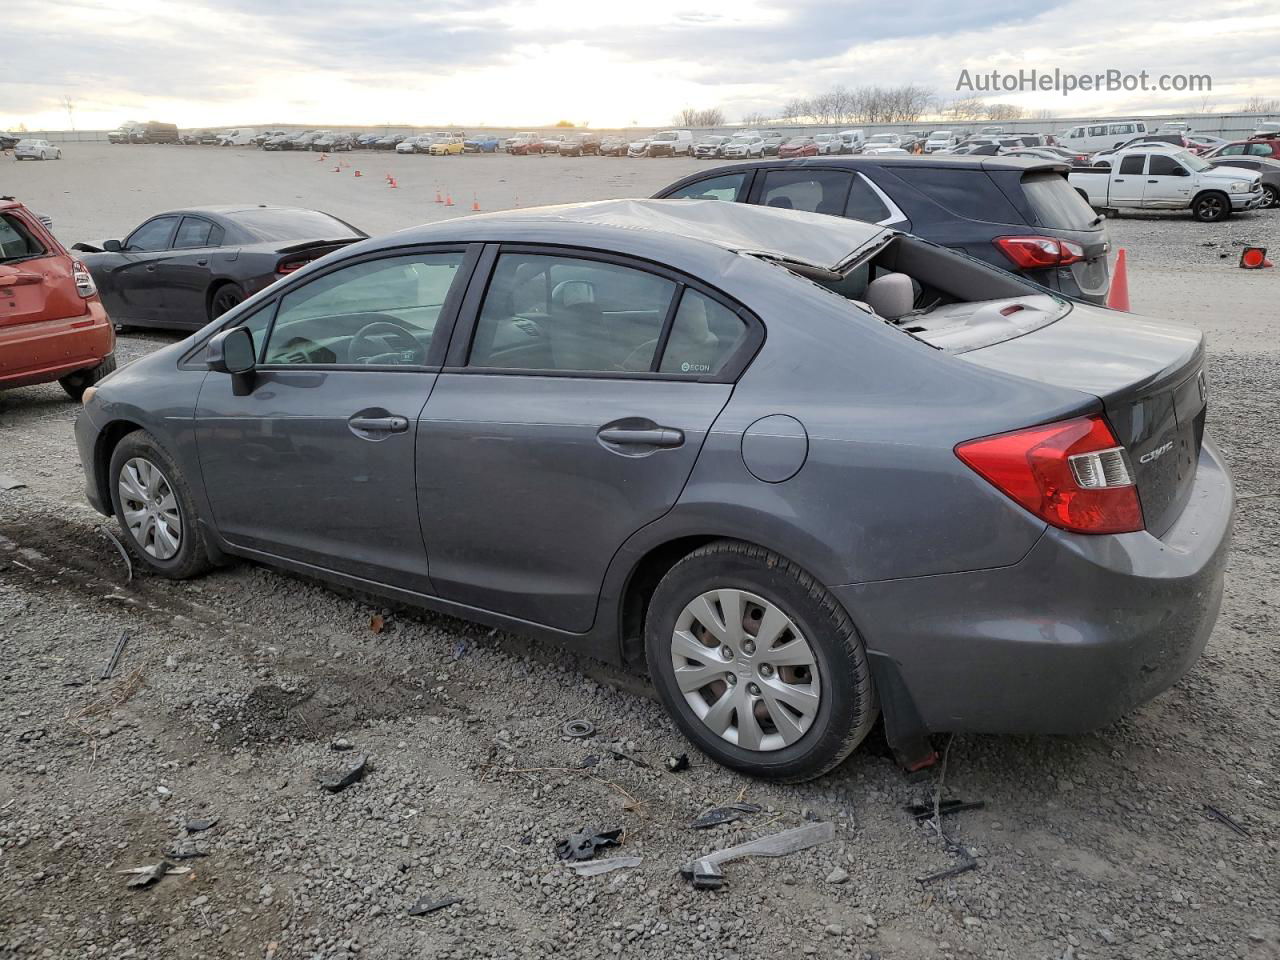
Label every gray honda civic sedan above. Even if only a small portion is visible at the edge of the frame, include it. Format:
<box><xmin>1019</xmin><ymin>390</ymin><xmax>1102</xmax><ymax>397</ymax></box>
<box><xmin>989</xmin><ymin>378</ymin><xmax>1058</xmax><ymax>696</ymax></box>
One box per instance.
<box><xmin>74</xmin><ymin>199</ymin><xmax>1232</xmax><ymax>781</ymax></box>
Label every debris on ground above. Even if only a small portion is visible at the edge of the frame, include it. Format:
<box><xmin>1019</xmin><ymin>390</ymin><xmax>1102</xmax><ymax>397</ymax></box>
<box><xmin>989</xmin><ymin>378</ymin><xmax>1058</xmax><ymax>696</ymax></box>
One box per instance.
<box><xmin>690</xmin><ymin>802</ymin><xmax>762</xmax><ymax>830</ymax></box>
<box><xmin>121</xmin><ymin>861</ymin><xmax>189</xmax><ymax>889</ymax></box>
<box><xmin>165</xmin><ymin>840</ymin><xmax>207</xmax><ymax>860</ymax></box>
<box><xmin>562</xmin><ymin>719</ymin><xmax>595</xmax><ymax>739</ymax></box>
<box><xmin>95</xmin><ymin>525</ymin><xmax>132</xmax><ymax>584</ymax></box>
<box><xmin>330</xmin><ymin>737</ymin><xmax>354</xmax><ymax>752</ymax></box>
<box><xmin>184</xmin><ymin>817</ymin><xmax>218</xmax><ymax>833</ymax></box>
<box><xmin>316</xmin><ymin>754</ymin><xmax>368</xmax><ymax>793</ymax></box>
<box><xmin>408</xmin><ymin>894</ymin><xmax>463</xmax><ymax>916</ymax></box>
<box><xmin>565</xmin><ymin>855</ymin><xmax>642</xmax><ymax>877</ymax></box>
<box><xmin>682</xmin><ymin>821</ymin><xmax>835</xmax><ymax>890</ymax></box>
<box><xmin>0</xmin><ymin>474</ymin><xmax>26</xmax><ymax>491</ymax></box>
<box><xmin>917</xmin><ymin>858</ymin><xmax>979</xmax><ymax>885</ymax></box>
<box><xmin>369</xmin><ymin>613</ymin><xmax>386</xmax><ymax>634</ymax></box>
<box><xmin>556</xmin><ymin>826</ymin><xmax>623</xmax><ymax>861</ymax></box>
<box><xmin>609</xmin><ymin>748</ymin><xmax>650</xmax><ymax>768</ymax></box>
<box><xmin>579</xmin><ymin>755</ymin><xmax>600</xmax><ymax>768</ymax></box>
<box><xmin>99</xmin><ymin>630</ymin><xmax>130</xmax><ymax>681</ymax></box>
<box><xmin>904</xmin><ymin>799</ymin><xmax>985</xmax><ymax>820</ymax></box>
<box><xmin>665</xmin><ymin>753</ymin><xmax>690</xmax><ymax>773</ymax></box>
<box><xmin>1204</xmin><ymin>803</ymin><xmax>1250</xmax><ymax>837</ymax></box>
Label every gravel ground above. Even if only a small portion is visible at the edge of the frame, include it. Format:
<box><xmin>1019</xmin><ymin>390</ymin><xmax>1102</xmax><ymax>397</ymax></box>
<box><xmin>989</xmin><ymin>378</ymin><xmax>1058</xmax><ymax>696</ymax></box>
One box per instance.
<box><xmin>2</xmin><ymin>145</ymin><xmax>1278</xmax><ymax>960</ymax></box>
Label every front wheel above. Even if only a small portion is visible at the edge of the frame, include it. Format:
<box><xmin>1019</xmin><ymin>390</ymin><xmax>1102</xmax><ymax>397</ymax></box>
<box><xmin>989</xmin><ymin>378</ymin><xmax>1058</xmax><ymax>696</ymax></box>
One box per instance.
<box><xmin>1192</xmin><ymin>192</ymin><xmax>1230</xmax><ymax>222</ymax></box>
<box><xmin>108</xmin><ymin>431</ymin><xmax>212</xmax><ymax>579</ymax></box>
<box><xmin>645</xmin><ymin>540</ymin><xmax>878</xmax><ymax>782</ymax></box>
<box><xmin>1262</xmin><ymin>184</ymin><xmax>1279</xmax><ymax>209</ymax></box>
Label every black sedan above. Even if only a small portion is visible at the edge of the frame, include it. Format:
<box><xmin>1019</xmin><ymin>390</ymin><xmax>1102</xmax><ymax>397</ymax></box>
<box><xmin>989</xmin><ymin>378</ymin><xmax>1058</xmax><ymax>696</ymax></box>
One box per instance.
<box><xmin>73</xmin><ymin>205</ymin><xmax>366</xmax><ymax>331</ymax></box>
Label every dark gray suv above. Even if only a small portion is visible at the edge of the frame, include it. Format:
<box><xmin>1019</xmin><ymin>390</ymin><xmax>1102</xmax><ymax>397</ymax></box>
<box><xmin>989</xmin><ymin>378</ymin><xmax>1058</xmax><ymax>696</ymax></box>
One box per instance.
<box><xmin>74</xmin><ymin>200</ymin><xmax>1231</xmax><ymax>781</ymax></box>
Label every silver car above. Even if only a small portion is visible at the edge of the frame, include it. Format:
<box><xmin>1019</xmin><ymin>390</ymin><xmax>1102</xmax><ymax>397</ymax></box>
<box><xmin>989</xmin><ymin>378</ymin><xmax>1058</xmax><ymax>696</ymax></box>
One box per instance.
<box><xmin>74</xmin><ymin>200</ymin><xmax>1231</xmax><ymax>781</ymax></box>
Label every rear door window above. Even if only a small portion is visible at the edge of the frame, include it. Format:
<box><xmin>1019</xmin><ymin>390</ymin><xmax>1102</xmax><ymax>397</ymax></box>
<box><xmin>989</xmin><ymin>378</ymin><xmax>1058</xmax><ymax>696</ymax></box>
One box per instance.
<box><xmin>1020</xmin><ymin>172</ymin><xmax>1100</xmax><ymax>230</ymax></box>
<box><xmin>845</xmin><ymin>175</ymin><xmax>892</xmax><ymax>222</ymax></box>
<box><xmin>173</xmin><ymin>217</ymin><xmax>224</xmax><ymax>249</ymax></box>
<box><xmin>760</xmin><ymin>169</ymin><xmax>853</xmax><ymax>216</ymax></box>
<box><xmin>892</xmin><ymin>167</ymin><xmax>1021</xmax><ymax>223</ymax></box>
<box><xmin>1118</xmin><ymin>155</ymin><xmax>1145</xmax><ymax>175</ymax></box>
<box><xmin>469</xmin><ymin>253</ymin><xmax>677</xmax><ymax>373</ymax></box>
<box><xmin>657</xmin><ymin>290</ymin><xmax>748</xmax><ymax>375</ymax></box>
<box><xmin>0</xmin><ymin>214</ymin><xmax>45</xmax><ymax>262</ymax></box>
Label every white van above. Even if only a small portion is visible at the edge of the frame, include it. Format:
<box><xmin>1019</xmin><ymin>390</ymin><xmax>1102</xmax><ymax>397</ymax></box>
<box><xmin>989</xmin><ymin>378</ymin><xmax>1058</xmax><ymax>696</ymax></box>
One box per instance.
<box><xmin>1059</xmin><ymin>120</ymin><xmax>1149</xmax><ymax>154</ymax></box>
<box><xmin>646</xmin><ymin>129</ymin><xmax>694</xmax><ymax>157</ymax></box>
<box><xmin>837</xmin><ymin>129</ymin><xmax>865</xmax><ymax>151</ymax></box>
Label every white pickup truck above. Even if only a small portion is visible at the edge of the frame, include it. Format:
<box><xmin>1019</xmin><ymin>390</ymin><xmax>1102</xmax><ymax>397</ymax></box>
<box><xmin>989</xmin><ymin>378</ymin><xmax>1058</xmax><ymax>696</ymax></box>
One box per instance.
<box><xmin>1069</xmin><ymin>148</ymin><xmax>1264</xmax><ymax>221</ymax></box>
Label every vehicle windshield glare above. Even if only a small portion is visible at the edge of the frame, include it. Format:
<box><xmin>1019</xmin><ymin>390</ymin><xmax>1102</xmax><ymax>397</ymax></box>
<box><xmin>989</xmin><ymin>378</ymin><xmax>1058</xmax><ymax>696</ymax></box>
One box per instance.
<box><xmin>1180</xmin><ymin>151</ymin><xmax>1211</xmax><ymax>171</ymax></box>
<box><xmin>654</xmin><ymin>132</ymin><xmax>676</xmax><ymax>141</ymax></box>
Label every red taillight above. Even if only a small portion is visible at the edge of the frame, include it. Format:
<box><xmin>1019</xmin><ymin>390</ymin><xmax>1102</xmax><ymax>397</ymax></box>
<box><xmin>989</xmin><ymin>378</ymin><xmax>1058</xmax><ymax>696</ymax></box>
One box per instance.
<box><xmin>277</xmin><ymin>259</ymin><xmax>309</xmax><ymax>275</ymax></box>
<box><xmin>994</xmin><ymin>236</ymin><xmax>1085</xmax><ymax>269</ymax></box>
<box><xmin>955</xmin><ymin>415</ymin><xmax>1144</xmax><ymax>535</ymax></box>
<box><xmin>72</xmin><ymin>260</ymin><xmax>96</xmax><ymax>298</ymax></box>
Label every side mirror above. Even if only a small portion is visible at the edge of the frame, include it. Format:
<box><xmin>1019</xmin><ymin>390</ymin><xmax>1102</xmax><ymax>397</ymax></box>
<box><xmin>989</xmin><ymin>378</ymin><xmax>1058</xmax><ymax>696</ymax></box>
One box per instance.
<box><xmin>103</xmin><ymin>239</ymin><xmax>122</xmax><ymax>252</ymax></box>
<box><xmin>207</xmin><ymin>326</ymin><xmax>257</xmax><ymax>375</ymax></box>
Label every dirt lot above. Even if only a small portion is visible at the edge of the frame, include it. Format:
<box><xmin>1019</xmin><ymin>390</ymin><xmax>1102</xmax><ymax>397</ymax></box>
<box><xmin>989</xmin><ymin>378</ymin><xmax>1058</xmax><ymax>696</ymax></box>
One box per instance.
<box><xmin>2</xmin><ymin>144</ymin><xmax>1278</xmax><ymax>960</ymax></box>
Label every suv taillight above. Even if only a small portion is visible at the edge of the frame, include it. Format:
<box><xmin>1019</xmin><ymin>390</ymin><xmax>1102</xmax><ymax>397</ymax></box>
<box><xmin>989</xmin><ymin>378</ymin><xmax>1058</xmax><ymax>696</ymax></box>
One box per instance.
<box><xmin>994</xmin><ymin>236</ymin><xmax>1085</xmax><ymax>269</ymax></box>
<box><xmin>72</xmin><ymin>260</ymin><xmax>97</xmax><ymax>297</ymax></box>
<box><xmin>955</xmin><ymin>415</ymin><xmax>1143</xmax><ymax>535</ymax></box>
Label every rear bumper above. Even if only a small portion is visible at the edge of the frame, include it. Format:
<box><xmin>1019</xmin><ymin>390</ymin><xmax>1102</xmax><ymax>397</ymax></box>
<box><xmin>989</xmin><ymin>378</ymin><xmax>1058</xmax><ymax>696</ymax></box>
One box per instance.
<box><xmin>0</xmin><ymin>301</ymin><xmax>114</xmax><ymax>389</ymax></box>
<box><xmin>833</xmin><ymin>438</ymin><xmax>1233</xmax><ymax>735</ymax></box>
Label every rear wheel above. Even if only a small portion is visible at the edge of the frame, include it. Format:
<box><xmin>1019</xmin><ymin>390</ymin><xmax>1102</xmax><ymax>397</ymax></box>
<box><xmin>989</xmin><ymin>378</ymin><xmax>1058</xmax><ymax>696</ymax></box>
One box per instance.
<box><xmin>209</xmin><ymin>282</ymin><xmax>244</xmax><ymax>320</ymax></box>
<box><xmin>1192</xmin><ymin>191</ymin><xmax>1230</xmax><ymax>222</ymax></box>
<box><xmin>108</xmin><ymin>431</ymin><xmax>212</xmax><ymax>580</ymax></box>
<box><xmin>645</xmin><ymin>540</ymin><xmax>878</xmax><ymax>782</ymax></box>
<box><xmin>58</xmin><ymin>353</ymin><xmax>117</xmax><ymax>401</ymax></box>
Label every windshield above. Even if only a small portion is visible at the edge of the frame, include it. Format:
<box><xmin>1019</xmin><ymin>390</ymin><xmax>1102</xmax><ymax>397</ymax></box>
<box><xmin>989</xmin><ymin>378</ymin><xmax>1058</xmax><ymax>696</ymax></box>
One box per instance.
<box><xmin>230</xmin><ymin>209</ymin><xmax>363</xmax><ymax>241</ymax></box>
<box><xmin>654</xmin><ymin>133</ymin><xmax>676</xmax><ymax>141</ymax></box>
<box><xmin>930</xmin><ymin>131</ymin><xmax>952</xmax><ymax>138</ymax></box>
<box><xmin>1181</xmin><ymin>152</ymin><xmax>1211</xmax><ymax>172</ymax></box>
<box><xmin>869</xmin><ymin>135</ymin><xmax>894</xmax><ymax>142</ymax></box>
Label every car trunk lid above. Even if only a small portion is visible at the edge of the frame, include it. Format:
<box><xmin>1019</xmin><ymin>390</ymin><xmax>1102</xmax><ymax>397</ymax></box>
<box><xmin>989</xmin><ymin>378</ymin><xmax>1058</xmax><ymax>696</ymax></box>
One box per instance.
<box><xmin>955</xmin><ymin>304</ymin><xmax>1206</xmax><ymax>537</ymax></box>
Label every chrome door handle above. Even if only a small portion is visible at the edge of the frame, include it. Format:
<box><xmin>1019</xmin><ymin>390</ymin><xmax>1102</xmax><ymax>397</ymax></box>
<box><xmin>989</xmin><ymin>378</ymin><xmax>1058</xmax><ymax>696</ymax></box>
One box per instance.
<box><xmin>349</xmin><ymin>415</ymin><xmax>408</xmax><ymax>433</ymax></box>
<box><xmin>597</xmin><ymin>426</ymin><xmax>684</xmax><ymax>447</ymax></box>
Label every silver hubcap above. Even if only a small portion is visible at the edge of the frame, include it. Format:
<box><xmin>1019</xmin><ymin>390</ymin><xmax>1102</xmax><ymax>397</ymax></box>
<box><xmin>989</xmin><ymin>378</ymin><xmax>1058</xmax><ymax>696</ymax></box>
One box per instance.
<box><xmin>118</xmin><ymin>458</ymin><xmax>182</xmax><ymax>560</ymax></box>
<box><xmin>670</xmin><ymin>589</ymin><xmax>821</xmax><ymax>752</ymax></box>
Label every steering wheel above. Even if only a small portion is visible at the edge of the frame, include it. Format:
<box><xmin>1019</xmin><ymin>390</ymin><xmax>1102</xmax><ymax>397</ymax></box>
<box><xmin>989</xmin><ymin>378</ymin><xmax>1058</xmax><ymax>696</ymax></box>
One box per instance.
<box><xmin>348</xmin><ymin>319</ymin><xmax>427</xmax><ymax>365</ymax></box>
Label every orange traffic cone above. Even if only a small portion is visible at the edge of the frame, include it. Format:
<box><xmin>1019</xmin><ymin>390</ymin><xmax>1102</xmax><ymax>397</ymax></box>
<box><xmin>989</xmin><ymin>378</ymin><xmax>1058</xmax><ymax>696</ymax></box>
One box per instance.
<box><xmin>1240</xmin><ymin>246</ymin><xmax>1272</xmax><ymax>269</ymax></box>
<box><xmin>445</xmin><ymin>194</ymin><xmax>454</xmax><ymax>207</ymax></box>
<box><xmin>1106</xmin><ymin>247</ymin><xmax>1130</xmax><ymax>311</ymax></box>
<box><xmin>434</xmin><ymin>188</ymin><xmax>443</xmax><ymax>203</ymax></box>
<box><xmin>332</xmin><ymin>165</ymin><xmax>340</xmax><ymax>173</ymax></box>
<box><xmin>388</xmin><ymin>177</ymin><xmax>398</xmax><ymax>189</ymax></box>
<box><xmin>471</xmin><ymin>193</ymin><xmax>481</xmax><ymax>212</ymax></box>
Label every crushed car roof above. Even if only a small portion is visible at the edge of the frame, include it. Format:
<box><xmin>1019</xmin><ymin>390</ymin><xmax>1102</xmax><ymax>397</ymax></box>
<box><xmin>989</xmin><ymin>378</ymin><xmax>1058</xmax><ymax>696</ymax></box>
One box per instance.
<box><xmin>401</xmin><ymin>198</ymin><xmax>889</xmax><ymax>272</ymax></box>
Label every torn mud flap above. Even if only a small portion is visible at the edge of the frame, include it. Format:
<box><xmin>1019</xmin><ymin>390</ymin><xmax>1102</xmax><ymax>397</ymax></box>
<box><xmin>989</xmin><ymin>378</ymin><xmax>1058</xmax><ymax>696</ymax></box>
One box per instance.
<box><xmin>565</xmin><ymin>856</ymin><xmax>642</xmax><ymax>877</ymax></box>
<box><xmin>681</xmin><ymin>821</ymin><xmax>835</xmax><ymax>890</ymax></box>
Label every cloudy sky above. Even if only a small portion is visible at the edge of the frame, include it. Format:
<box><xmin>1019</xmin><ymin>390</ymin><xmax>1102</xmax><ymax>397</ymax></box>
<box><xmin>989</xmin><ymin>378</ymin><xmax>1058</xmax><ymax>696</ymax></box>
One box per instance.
<box><xmin>5</xmin><ymin>0</ymin><xmax>1279</xmax><ymax>130</ymax></box>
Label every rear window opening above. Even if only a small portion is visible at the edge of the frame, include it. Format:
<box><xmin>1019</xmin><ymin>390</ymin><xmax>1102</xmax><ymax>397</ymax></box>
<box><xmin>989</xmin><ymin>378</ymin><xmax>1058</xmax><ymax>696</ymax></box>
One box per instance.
<box><xmin>0</xmin><ymin>214</ymin><xmax>46</xmax><ymax>263</ymax></box>
<box><xmin>799</xmin><ymin>234</ymin><xmax>1071</xmax><ymax>352</ymax></box>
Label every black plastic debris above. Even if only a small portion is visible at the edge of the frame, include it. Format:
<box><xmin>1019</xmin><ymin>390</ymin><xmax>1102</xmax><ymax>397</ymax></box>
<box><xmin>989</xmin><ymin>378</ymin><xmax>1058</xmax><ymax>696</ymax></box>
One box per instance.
<box><xmin>904</xmin><ymin>799</ymin><xmax>985</xmax><ymax>821</ymax></box>
<box><xmin>916</xmin><ymin>858</ymin><xmax>978</xmax><ymax>885</ymax></box>
<box><xmin>665</xmin><ymin>754</ymin><xmax>690</xmax><ymax>773</ymax></box>
<box><xmin>317</xmin><ymin>754</ymin><xmax>368</xmax><ymax>793</ymax></box>
<box><xmin>556</xmin><ymin>826</ymin><xmax>623</xmax><ymax>861</ymax></box>
<box><xmin>408</xmin><ymin>895</ymin><xmax>462</xmax><ymax>916</ymax></box>
<box><xmin>185</xmin><ymin>817</ymin><xmax>218</xmax><ymax>833</ymax></box>
<box><xmin>610</xmin><ymin>749</ymin><xmax>650</xmax><ymax>768</ymax></box>
<box><xmin>100</xmin><ymin>630</ymin><xmax>130</xmax><ymax>681</ymax></box>
<box><xmin>580</xmin><ymin>755</ymin><xmax>600</xmax><ymax>768</ymax></box>
<box><xmin>165</xmin><ymin>841</ymin><xmax>208</xmax><ymax>861</ymax></box>
<box><xmin>690</xmin><ymin>803</ymin><xmax>763</xmax><ymax>830</ymax></box>
<box><xmin>1204</xmin><ymin>804</ymin><xmax>1249</xmax><ymax>837</ymax></box>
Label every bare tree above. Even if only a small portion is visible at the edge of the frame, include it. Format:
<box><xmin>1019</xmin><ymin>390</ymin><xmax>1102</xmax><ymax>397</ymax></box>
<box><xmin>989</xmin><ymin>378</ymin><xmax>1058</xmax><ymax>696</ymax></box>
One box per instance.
<box><xmin>740</xmin><ymin>110</ymin><xmax>774</xmax><ymax>126</ymax></box>
<box><xmin>986</xmin><ymin>102</ymin><xmax>1025</xmax><ymax>121</ymax></box>
<box><xmin>1031</xmin><ymin>107</ymin><xmax>1056</xmax><ymax>120</ymax></box>
<box><xmin>1241</xmin><ymin>95</ymin><xmax>1280</xmax><ymax>113</ymax></box>
<box><xmin>674</xmin><ymin>106</ymin><xmax>725</xmax><ymax>128</ymax></box>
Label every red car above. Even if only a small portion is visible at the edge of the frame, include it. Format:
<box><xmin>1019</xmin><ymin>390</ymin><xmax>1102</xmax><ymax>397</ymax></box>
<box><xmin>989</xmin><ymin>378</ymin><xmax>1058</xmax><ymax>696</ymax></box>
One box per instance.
<box><xmin>1</xmin><ymin>197</ymin><xmax>115</xmax><ymax>400</ymax></box>
<box><xmin>778</xmin><ymin>137</ymin><xmax>819</xmax><ymax>159</ymax></box>
<box><xmin>507</xmin><ymin>134</ymin><xmax>544</xmax><ymax>156</ymax></box>
<box><xmin>1209</xmin><ymin>138</ymin><xmax>1280</xmax><ymax>162</ymax></box>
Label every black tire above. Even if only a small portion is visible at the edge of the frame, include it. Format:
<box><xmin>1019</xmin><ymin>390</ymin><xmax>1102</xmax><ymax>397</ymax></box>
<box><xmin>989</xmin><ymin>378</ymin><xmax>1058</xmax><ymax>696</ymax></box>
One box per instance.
<box><xmin>209</xmin><ymin>282</ymin><xmax>244</xmax><ymax>321</ymax></box>
<box><xmin>1192</xmin><ymin>191</ymin><xmax>1231</xmax><ymax>222</ymax></box>
<box><xmin>108</xmin><ymin>431</ymin><xmax>212</xmax><ymax>580</ymax></box>
<box><xmin>58</xmin><ymin>353</ymin><xmax>117</xmax><ymax>401</ymax></box>
<box><xmin>645</xmin><ymin>540</ymin><xmax>878</xmax><ymax>782</ymax></box>
<box><xmin>1263</xmin><ymin>184</ymin><xmax>1279</xmax><ymax>209</ymax></box>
